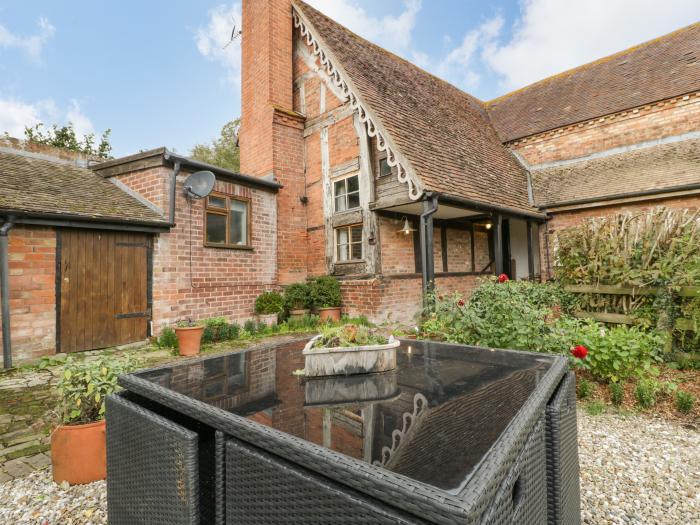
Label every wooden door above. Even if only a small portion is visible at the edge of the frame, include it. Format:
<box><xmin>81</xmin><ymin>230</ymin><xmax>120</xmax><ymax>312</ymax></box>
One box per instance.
<box><xmin>58</xmin><ymin>229</ymin><xmax>150</xmax><ymax>353</ymax></box>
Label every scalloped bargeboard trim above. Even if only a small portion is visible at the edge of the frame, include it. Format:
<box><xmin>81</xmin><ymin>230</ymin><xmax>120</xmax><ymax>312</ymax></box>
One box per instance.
<box><xmin>293</xmin><ymin>8</ymin><xmax>423</xmax><ymax>201</ymax></box>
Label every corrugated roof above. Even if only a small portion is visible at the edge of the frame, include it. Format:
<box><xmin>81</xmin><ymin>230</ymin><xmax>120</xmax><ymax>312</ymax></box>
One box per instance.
<box><xmin>531</xmin><ymin>137</ymin><xmax>700</xmax><ymax>208</ymax></box>
<box><xmin>294</xmin><ymin>0</ymin><xmax>536</xmax><ymax>216</ymax></box>
<box><xmin>487</xmin><ymin>23</ymin><xmax>700</xmax><ymax>142</ymax></box>
<box><xmin>0</xmin><ymin>149</ymin><xmax>167</xmax><ymax>225</ymax></box>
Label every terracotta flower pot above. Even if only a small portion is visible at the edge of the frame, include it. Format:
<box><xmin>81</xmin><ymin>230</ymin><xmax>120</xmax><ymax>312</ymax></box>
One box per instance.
<box><xmin>175</xmin><ymin>325</ymin><xmax>204</xmax><ymax>356</ymax></box>
<box><xmin>51</xmin><ymin>419</ymin><xmax>106</xmax><ymax>485</ymax></box>
<box><xmin>318</xmin><ymin>307</ymin><xmax>341</xmax><ymax>322</ymax></box>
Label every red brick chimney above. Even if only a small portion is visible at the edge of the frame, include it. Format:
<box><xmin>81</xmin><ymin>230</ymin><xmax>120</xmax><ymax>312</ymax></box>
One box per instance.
<box><xmin>240</xmin><ymin>0</ymin><xmax>307</xmax><ymax>284</ymax></box>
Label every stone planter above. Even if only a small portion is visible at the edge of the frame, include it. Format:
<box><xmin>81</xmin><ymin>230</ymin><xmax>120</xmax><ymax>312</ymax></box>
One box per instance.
<box><xmin>302</xmin><ymin>335</ymin><xmax>399</xmax><ymax>377</ymax></box>
<box><xmin>256</xmin><ymin>313</ymin><xmax>278</xmax><ymax>327</ymax></box>
<box><xmin>304</xmin><ymin>370</ymin><xmax>399</xmax><ymax>406</ymax></box>
<box><xmin>318</xmin><ymin>307</ymin><xmax>341</xmax><ymax>322</ymax></box>
<box><xmin>289</xmin><ymin>309</ymin><xmax>310</xmax><ymax>321</ymax></box>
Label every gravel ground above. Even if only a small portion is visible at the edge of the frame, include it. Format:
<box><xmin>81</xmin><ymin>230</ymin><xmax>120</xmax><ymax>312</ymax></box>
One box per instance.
<box><xmin>578</xmin><ymin>410</ymin><xmax>699</xmax><ymax>525</ymax></box>
<box><xmin>0</xmin><ymin>411</ymin><xmax>697</xmax><ymax>524</ymax></box>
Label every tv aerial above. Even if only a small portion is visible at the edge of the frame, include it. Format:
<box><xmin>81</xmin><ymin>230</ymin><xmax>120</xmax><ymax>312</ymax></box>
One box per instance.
<box><xmin>183</xmin><ymin>170</ymin><xmax>215</xmax><ymax>199</ymax></box>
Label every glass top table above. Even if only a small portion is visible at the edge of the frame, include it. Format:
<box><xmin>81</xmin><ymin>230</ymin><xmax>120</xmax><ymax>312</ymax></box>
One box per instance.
<box><xmin>131</xmin><ymin>338</ymin><xmax>555</xmax><ymax>493</ymax></box>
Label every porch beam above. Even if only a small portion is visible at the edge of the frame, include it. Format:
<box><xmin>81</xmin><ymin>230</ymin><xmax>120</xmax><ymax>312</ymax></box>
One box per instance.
<box><xmin>527</xmin><ymin>221</ymin><xmax>535</xmax><ymax>280</ymax></box>
<box><xmin>420</xmin><ymin>194</ymin><xmax>438</xmax><ymax>302</ymax></box>
<box><xmin>494</xmin><ymin>214</ymin><xmax>503</xmax><ymax>275</ymax></box>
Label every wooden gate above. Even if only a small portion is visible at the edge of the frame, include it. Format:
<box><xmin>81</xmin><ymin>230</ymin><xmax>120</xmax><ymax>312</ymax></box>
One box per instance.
<box><xmin>58</xmin><ymin>230</ymin><xmax>150</xmax><ymax>353</ymax></box>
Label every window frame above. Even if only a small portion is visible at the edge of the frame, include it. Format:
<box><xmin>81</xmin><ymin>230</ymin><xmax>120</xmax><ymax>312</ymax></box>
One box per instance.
<box><xmin>376</xmin><ymin>151</ymin><xmax>393</xmax><ymax>178</ymax></box>
<box><xmin>203</xmin><ymin>191</ymin><xmax>252</xmax><ymax>250</ymax></box>
<box><xmin>333</xmin><ymin>173</ymin><xmax>361</xmax><ymax>213</ymax></box>
<box><xmin>334</xmin><ymin>224</ymin><xmax>364</xmax><ymax>263</ymax></box>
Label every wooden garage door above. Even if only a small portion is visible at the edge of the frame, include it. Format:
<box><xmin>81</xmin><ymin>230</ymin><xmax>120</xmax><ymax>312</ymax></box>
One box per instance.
<box><xmin>58</xmin><ymin>230</ymin><xmax>150</xmax><ymax>353</ymax></box>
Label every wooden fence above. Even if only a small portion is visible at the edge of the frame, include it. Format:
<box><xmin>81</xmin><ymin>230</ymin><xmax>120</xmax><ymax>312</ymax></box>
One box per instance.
<box><xmin>564</xmin><ymin>285</ymin><xmax>698</xmax><ymax>350</ymax></box>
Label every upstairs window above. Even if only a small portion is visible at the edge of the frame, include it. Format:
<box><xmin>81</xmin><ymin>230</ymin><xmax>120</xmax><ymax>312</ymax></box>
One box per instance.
<box><xmin>334</xmin><ymin>175</ymin><xmax>360</xmax><ymax>212</ymax></box>
<box><xmin>378</xmin><ymin>157</ymin><xmax>392</xmax><ymax>177</ymax></box>
<box><xmin>205</xmin><ymin>193</ymin><xmax>250</xmax><ymax>248</ymax></box>
<box><xmin>335</xmin><ymin>225</ymin><xmax>363</xmax><ymax>262</ymax></box>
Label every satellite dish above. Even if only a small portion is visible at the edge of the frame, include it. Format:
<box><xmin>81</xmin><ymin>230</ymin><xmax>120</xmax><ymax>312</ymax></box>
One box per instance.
<box><xmin>183</xmin><ymin>170</ymin><xmax>215</xmax><ymax>199</ymax></box>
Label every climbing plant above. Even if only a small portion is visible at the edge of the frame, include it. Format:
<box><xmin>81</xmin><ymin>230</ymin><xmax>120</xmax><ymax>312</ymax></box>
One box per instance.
<box><xmin>24</xmin><ymin>122</ymin><xmax>112</xmax><ymax>158</ymax></box>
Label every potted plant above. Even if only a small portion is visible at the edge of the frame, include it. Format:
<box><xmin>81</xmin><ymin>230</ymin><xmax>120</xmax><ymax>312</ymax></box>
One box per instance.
<box><xmin>302</xmin><ymin>324</ymin><xmax>399</xmax><ymax>377</ymax></box>
<box><xmin>51</xmin><ymin>355</ymin><xmax>135</xmax><ymax>485</ymax></box>
<box><xmin>310</xmin><ymin>276</ymin><xmax>342</xmax><ymax>322</ymax></box>
<box><xmin>284</xmin><ymin>283</ymin><xmax>312</xmax><ymax>320</ymax></box>
<box><xmin>255</xmin><ymin>291</ymin><xmax>284</xmax><ymax>326</ymax></box>
<box><xmin>174</xmin><ymin>318</ymin><xmax>204</xmax><ymax>356</ymax></box>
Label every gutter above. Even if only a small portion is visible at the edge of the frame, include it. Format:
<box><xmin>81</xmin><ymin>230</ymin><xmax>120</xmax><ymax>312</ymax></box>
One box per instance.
<box><xmin>1</xmin><ymin>217</ymin><xmax>15</xmax><ymax>369</ymax></box>
<box><xmin>163</xmin><ymin>150</ymin><xmax>282</xmax><ymax>192</ymax></box>
<box><xmin>539</xmin><ymin>182</ymin><xmax>700</xmax><ymax>211</ymax></box>
<box><xmin>0</xmin><ymin>209</ymin><xmax>171</xmax><ymax>232</ymax></box>
<box><xmin>162</xmin><ymin>154</ymin><xmax>181</xmax><ymax>226</ymax></box>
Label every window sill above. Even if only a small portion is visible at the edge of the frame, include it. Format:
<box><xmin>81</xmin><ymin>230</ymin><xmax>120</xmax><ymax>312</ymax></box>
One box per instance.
<box><xmin>203</xmin><ymin>243</ymin><xmax>254</xmax><ymax>251</ymax></box>
<box><xmin>334</xmin><ymin>259</ymin><xmax>365</xmax><ymax>265</ymax></box>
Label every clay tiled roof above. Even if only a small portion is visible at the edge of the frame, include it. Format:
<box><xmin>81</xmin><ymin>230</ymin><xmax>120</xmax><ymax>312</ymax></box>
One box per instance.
<box><xmin>0</xmin><ymin>149</ymin><xmax>167</xmax><ymax>225</ymax></box>
<box><xmin>531</xmin><ymin>137</ymin><xmax>700</xmax><ymax>208</ymax></box>
<box><xmin>487</xmin><ymin>23</ymin><xmax>700</xmax><ymax>142</ymax></box>
<box><xmin>293</xmin><ymin>1</ymin><xmax>537</xmax><ymax>216</ymax></box>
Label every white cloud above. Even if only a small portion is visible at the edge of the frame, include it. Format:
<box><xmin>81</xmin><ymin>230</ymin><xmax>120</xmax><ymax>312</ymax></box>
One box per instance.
<box><xmin>195</xmin><ymin>3</ymin><xmax>242</xmax><ymax>86</ymax></box>
<box><xmin>435</xmin><ymin>16</ymin><xmax>503</xmax><ymax>90</ymax></box>
<box><xmin>0</xmin><ymin>97</ymin><xmax>95</xmax><ymax>140</ymax></box>
<box><xmin>483</xmin><ymin>0</ymin><xmax>700</xmax><ymax>92</ymax></box>
<box><xmin>0</xmin><ymin>17</ymin><xmax>55</xmax><ymax>62</ymax></box>
<box><xmin>305</xmin><ymin>0</ymin><xmax>422</xmax><ymax>55</ymax></box>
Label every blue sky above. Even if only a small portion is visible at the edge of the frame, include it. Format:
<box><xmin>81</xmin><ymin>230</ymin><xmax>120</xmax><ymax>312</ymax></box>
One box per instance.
<box><xmin>1</xmin><ymin>0</ymin><xmax>697</xmax><ymax>158</ymax></box>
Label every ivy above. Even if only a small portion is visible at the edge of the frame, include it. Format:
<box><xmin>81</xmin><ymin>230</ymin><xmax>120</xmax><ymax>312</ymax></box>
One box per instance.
<box><xmin>24</xmin><ymin>122</ymin><xmax>112</xmax><ymax>159</ymax></box>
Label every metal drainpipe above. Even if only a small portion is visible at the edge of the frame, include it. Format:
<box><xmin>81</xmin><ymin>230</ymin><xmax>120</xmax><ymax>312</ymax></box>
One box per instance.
<box><xmin>1</xmin><ymin>217</ymin><xmax>15</xmax><ymax>369</ymax></box>
<box><xmin>419</xmin><ymin>193</ymin><xmax>439</xmax><ymax>305</ymax></box>
<box><xmin>163</xmin><ymin>152</ymin><xmax>181</xmax><ymax>225</ymax></box>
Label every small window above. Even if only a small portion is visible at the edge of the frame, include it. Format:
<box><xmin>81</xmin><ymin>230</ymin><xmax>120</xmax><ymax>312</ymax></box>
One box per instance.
<box><xmin>334</xmin><ymin>175</ymin><xmax>360</xmax><ymax>212</ymax></box>
<box><xmin>205</xmin><ymin>193</ymin><xmax>251</xmax><ymax>248</ymax></box>
<box><xmin>378</xmin><ymin>157</ymin><xmax>392</xmax><ymax>177</ymax></box>
<box><xmin>336</xmin><ymin>225</ymin><xmax>363</xmax><ymax>262</ymax></box>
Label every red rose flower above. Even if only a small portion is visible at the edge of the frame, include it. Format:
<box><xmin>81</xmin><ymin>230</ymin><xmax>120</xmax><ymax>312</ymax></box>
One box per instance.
<box><xmin>571</xmin><ymin>345</ymin><xmax>588</xmax><ymax>359</ymax></box>
<box><xmin>498</xmin><ymin>273</ymin><xmax>509</xmax><ymax>283</ymax></box>
<box><xmin>457</xmin><ymin>299</ymin><xmax>465</xmax><ymax>307</ymax></box>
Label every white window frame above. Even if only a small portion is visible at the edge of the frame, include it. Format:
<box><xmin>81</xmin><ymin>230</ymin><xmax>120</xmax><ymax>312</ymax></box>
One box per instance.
<box><xmin>334</xmin><ymin>224</ymin><xmax>363</xmax><ymax>262</ymax></box>
<box><xmin>333</xmin><ymin>173</ymin><xmax>361</xmax><ymax>213</ymax></box>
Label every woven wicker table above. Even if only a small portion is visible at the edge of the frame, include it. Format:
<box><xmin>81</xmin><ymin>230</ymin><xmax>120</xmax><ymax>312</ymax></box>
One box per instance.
<box><xmin>107</xmin><ymin>338</ymin><xmax>580</xmax><ymax>524</ymax></box>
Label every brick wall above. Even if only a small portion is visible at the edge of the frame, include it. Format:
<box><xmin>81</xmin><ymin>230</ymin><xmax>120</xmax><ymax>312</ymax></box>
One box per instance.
<box><xmin>511</xmin><ymin>93</ymin><xmax>700</xmax><ymax>166</ymax></box>
<box><xmin>111</xmin><ymin>165</ymin><xmax>278</xmax><ymax>333</ymax></box>
<box><xmin>0</xmin><ymin>226</ymin><xmax>56</xmax><ymax>363</ymax></box>
<box><xmin>341</xmin><ymin>274</ymin><xmax>481</xmax><ymax>324</ymax></box>
<box><xmin>241</xmin><ymin>0</ymin><xmax>307</xmax><ymax>286</ymax></box>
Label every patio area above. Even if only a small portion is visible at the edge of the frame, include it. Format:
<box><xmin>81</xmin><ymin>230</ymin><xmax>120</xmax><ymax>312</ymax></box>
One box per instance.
<box><xmin>0</xmin><ymin>336</ymin><xmax>698</xmax><ymax>524</ymax></box>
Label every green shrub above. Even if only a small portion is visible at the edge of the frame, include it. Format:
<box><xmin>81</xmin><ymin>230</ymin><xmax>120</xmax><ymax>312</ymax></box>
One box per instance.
<box><xmin>546</xmin><ymin>318</ymin><xmax>664</xmax><ymax>382</ymax></box>
<box><xmin>675</xmin><ymin>390</ymin><xmax>695</xmax><ymax>413</ymax></box>
<box><xmin>201</xmin><ymin>317</ymin><xmax>240</xmax><ymax>344</ymax></box>
<box><xmin>284</xmin><ymin>283</ymin><xmax>312</xmax><ymax>311</ymax></box>
<box><xmin>255</xmin><ymin>291</ymin><xmax>284</xmax><ymax>315</ymax></box>
<box><xmin>341</xmin><ymin>314</ymin><xmax>371</xmax><ymax>326</ymax></box>
<box><xmin>577</xmin><ymin>378</ymin><xmax>595</xmax><ymax>400</ymax></box>
<box><xmin>609</xmin><ymin>381</ymin><xmax>625</xmax><ymax>406</ymax></box>
<box><xmin>157</xmin><ymin>328</ymin><xmax>178</xmax><ymax>349</ymax></box>
<box><xmin>310</xmin><ymin>276</ymin><xmax>342</xmax><ymax>308</ymax></box>
<box><xmin>585</xmin><ymin>400</ymin><xmax>605</xmax><ymax>416</ymax></box>
<box><xmin>422</xmin><ymin>279</ymin><xmax>566</xmax><ymax>350</ymax></box>
<box><xmin>243</xmin><ymin>319</ymin><xmax>257</xmax><ymax>334</ymax></box>
<box><xmin>634</xmin><ymin>379</ymin><xmax>659</xmax><ymax>409</ymax></box>
<box><xmin>285</xmin><ymin>314</ymin><xmax>320</xmax><ymax>331</ymax></box>
<box><xmin>57</xmin><ymin>355</ymin><xmax>139</xmax><ymax>424</ymax></box>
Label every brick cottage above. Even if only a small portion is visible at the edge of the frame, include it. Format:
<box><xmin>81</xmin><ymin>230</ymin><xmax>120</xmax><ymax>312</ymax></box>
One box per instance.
<box><xmin>0</xmin><ymin>2</ymin><xmax>698</xmax><ymax>365</ymax></box>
